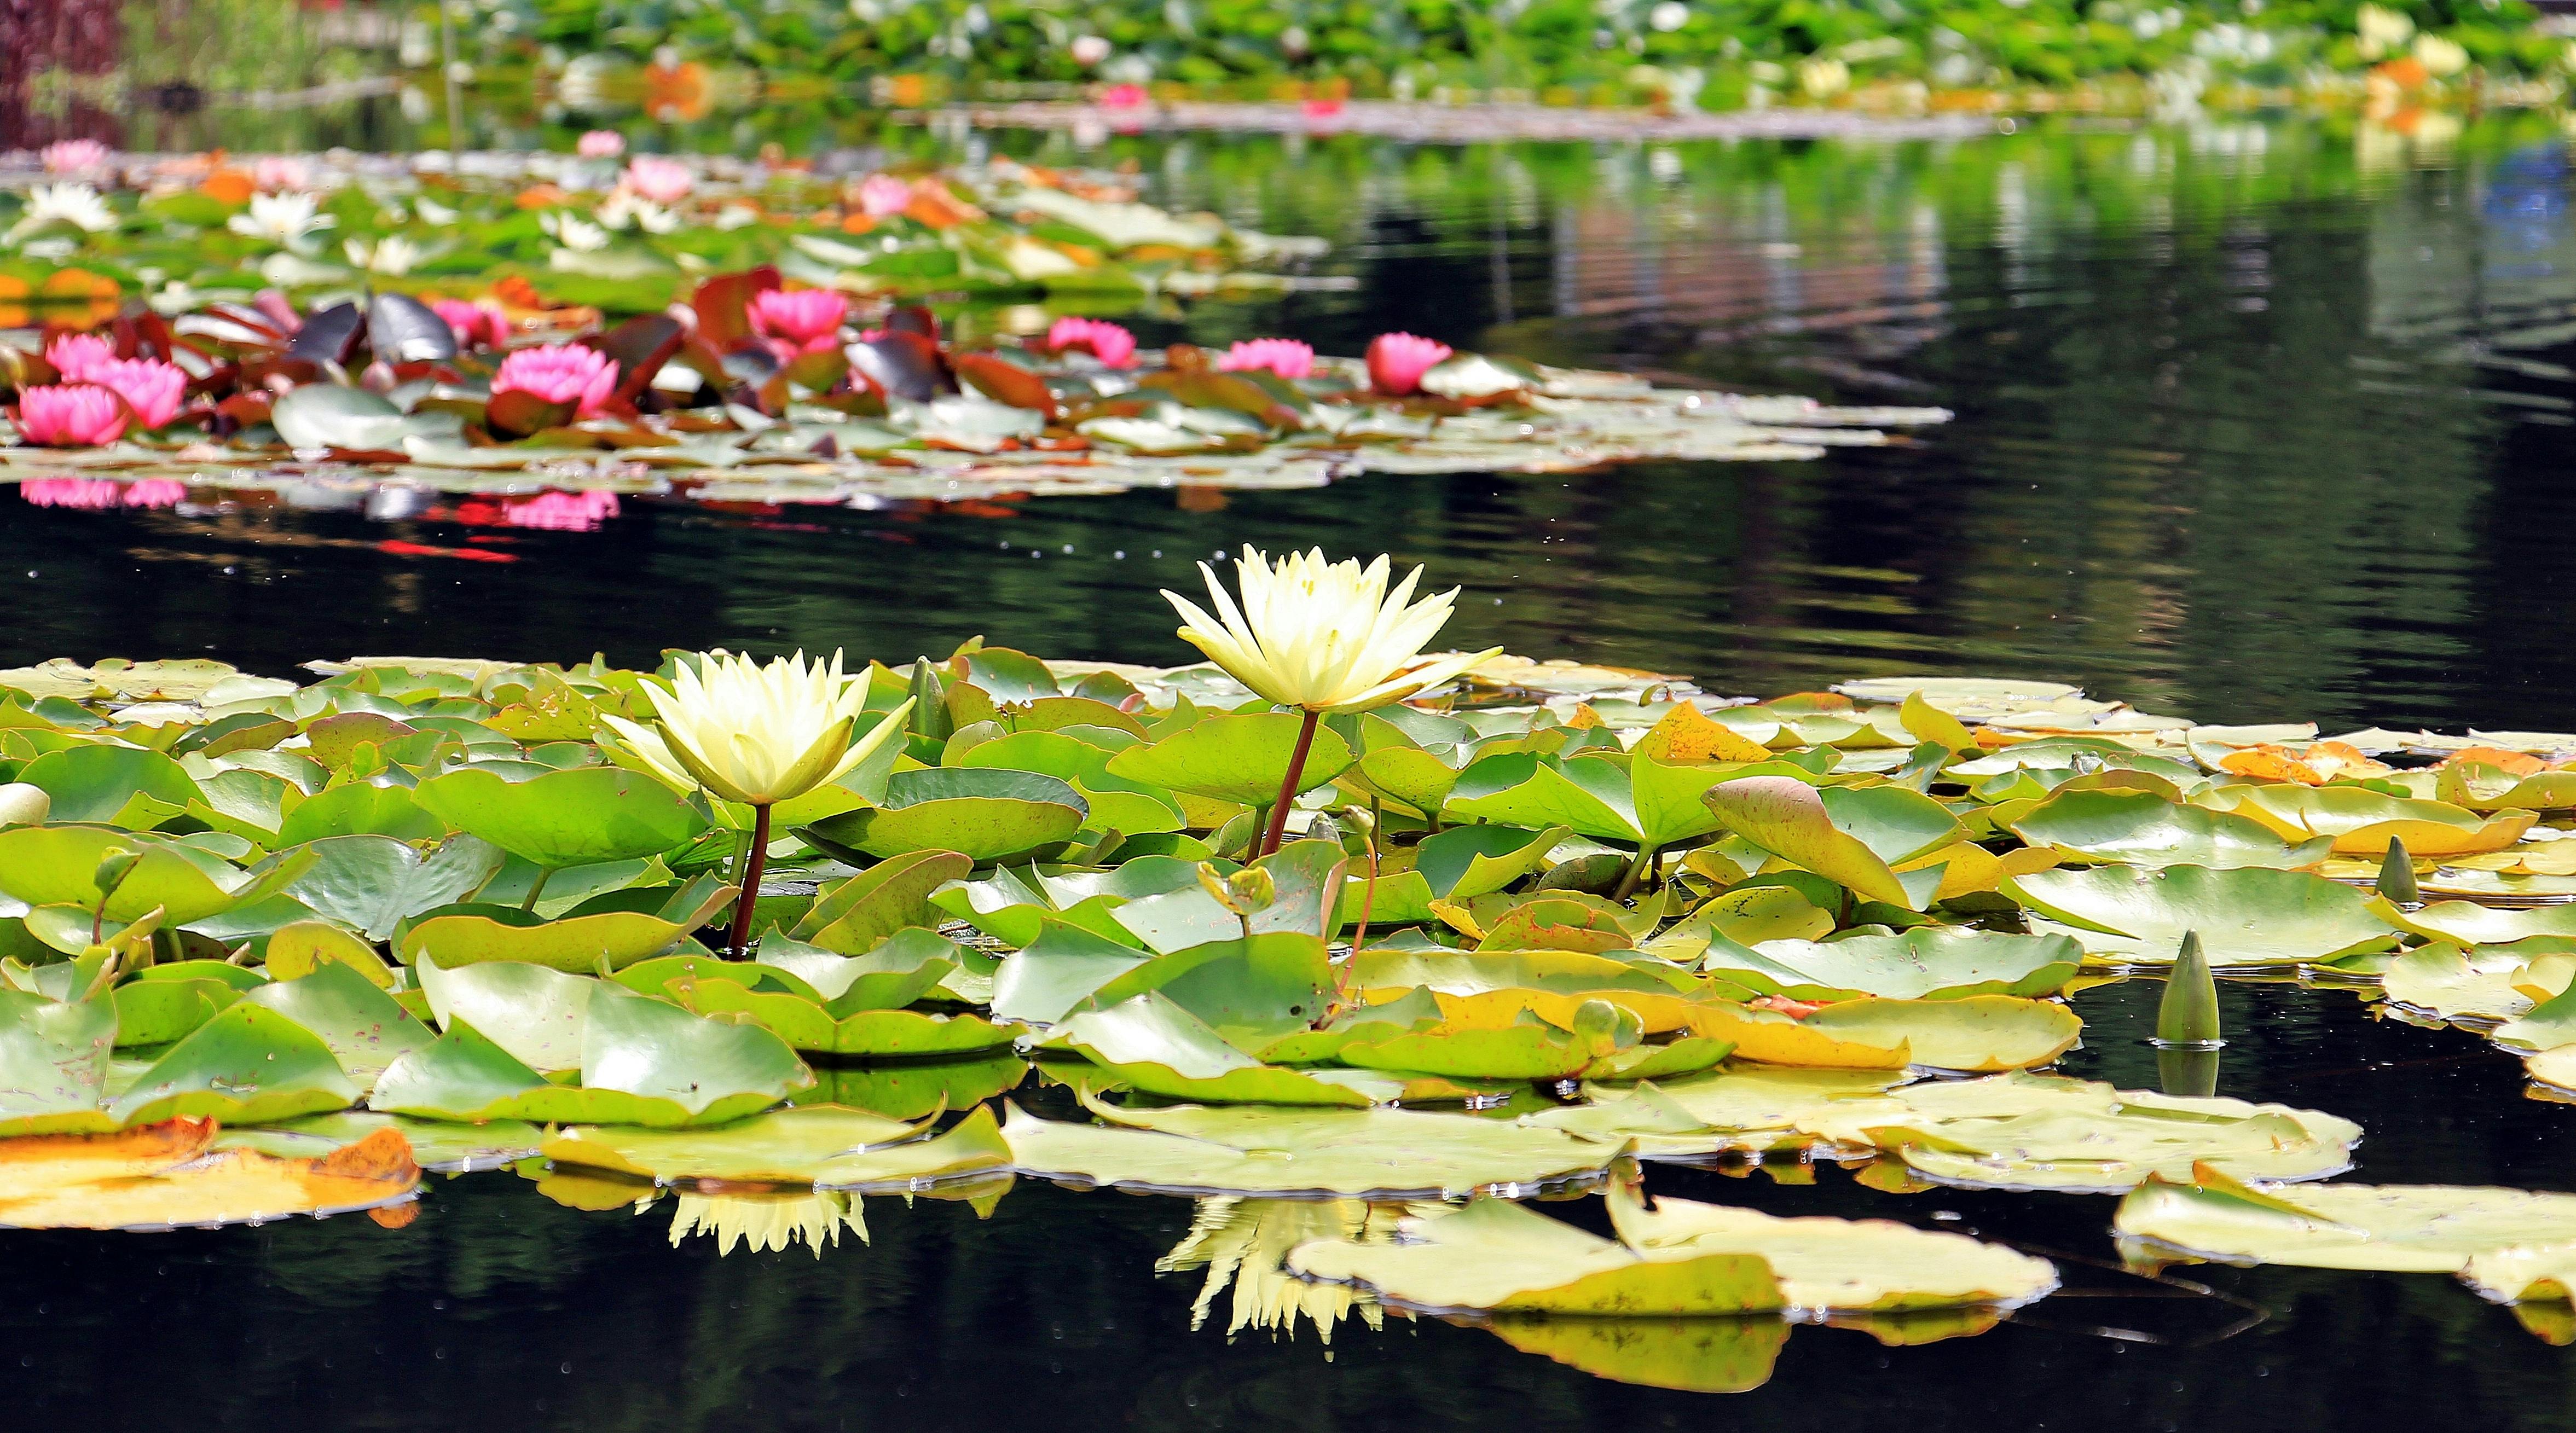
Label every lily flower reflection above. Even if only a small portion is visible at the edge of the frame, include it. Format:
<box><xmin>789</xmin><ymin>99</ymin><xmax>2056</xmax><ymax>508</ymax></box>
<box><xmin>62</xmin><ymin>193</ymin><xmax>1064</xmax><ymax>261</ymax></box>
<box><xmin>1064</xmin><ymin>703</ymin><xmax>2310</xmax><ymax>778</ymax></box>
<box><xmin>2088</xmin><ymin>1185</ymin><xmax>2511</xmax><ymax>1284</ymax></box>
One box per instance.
<box><xmin>21</xmin><ymin>478</ymin><xmax>186</xmax><ymax>509</ymax></box>
<box><xmin>1158</xmin><ymin>1198</ymin><xmax>1404</xmax><ymax>1343</ymax></box>
<box><xmin>450</xmin><ymin>489</ymin><xmax>623</xmax><ymax>531</ymax></box>
<box><xmin>669</xmin><ymin>1191</ymin><xmax>866</xmax><ymax>1257</ymax></box>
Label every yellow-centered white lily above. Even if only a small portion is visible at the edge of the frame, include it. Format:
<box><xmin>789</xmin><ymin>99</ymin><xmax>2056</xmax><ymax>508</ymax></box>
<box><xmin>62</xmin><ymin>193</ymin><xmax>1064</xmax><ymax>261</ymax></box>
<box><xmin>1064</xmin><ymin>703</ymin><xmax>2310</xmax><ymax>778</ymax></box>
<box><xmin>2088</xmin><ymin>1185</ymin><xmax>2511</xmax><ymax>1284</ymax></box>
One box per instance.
<box><xmin>1163</xmin><ymin>546</ymin><xmax>1501</xmax><ymax>713</ymax></box>
<box><xmin>602</xmin><ymin>649</ymin><xmax>912</xmax><ymax>807</ymax></box>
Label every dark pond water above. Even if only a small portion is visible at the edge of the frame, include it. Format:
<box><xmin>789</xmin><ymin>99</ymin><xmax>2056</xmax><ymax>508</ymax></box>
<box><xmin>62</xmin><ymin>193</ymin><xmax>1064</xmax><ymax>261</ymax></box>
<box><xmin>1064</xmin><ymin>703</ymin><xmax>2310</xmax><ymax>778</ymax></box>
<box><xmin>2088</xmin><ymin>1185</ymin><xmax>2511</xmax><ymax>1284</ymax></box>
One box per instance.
<box><xmin>7</xmin><ymin>114</ymin><xmax>2576</xmax><ymax>1426</ymax></box>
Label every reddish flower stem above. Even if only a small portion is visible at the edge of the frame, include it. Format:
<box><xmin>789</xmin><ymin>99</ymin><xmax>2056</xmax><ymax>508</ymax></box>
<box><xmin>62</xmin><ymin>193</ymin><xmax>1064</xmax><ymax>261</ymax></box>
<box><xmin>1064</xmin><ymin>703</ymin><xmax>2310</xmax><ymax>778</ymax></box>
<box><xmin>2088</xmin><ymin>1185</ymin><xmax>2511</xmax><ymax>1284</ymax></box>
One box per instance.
<box><xmin>1258</xmin><ymin>710</ymin><xmax>1322</xmax><ymax>858</ymax></box>
<box><xmin>725</xmin><ymin>802</ymin><xmax>773</xmax><ymax>958</ymax></box>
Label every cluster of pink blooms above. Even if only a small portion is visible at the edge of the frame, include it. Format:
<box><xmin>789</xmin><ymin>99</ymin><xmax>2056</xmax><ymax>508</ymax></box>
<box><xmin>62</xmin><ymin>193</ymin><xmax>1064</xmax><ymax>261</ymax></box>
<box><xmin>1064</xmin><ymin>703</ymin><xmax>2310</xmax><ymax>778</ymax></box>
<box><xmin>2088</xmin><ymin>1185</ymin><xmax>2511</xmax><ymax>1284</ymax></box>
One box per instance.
<box><xmin>623</xmin><ymin>155</ymin><xmax>694</xmax><ymax>205</ymax></box>
<box><xmin>38</xmin><ymin>138</ymin><xmax>107</xmax><ymax>173</ymax></box>
<box><xmin>1364</xmin><ymin>332</ymin><xmax>1452</xmax><ymax>396</ymax></box>
<box><xmin>21</xmin><ymin>478</ymin><xmax>184</xmax><ymax>510</ymax></box>
<box><xmin>431</xmin><ymin>298</ymin><xmax>510</xmax><ymax>350</ymax></box>
<box><xmin>490</xmin><ymin>344</ymin><xmax>618</xmax><ymax>417</ymax></box>
<box><xmin>503</xmin><ymin>489</ymin><xmax>621</xmax><ymax>530</ymax></box>
<box><xmin>855</xmin><ymin>174</ymin><xmax>915</xmax><ymax>219</ymax></box>
<box><xmin>749</xmin><ymin>288</ymin><xmax>850</xmax><ymax>360</ymax></box>
<box><xmin>1046</xmin><ymin>316</ymin><xmax>1137</xmax><ymax>368</ymax></box>
<box><xmin>577</xmin><ymin>130</ymin><xmax>627</xmax><ymax>159</ymax></box>
<box><xmin>11</xmin><ymin>336</ymin><xmax>190</xmax><ymax>446</ymax></box>
<box><xmin>1214</xmin><ymin>338</ymin><xmax>1315</xmax><ymax>381</ymax></box>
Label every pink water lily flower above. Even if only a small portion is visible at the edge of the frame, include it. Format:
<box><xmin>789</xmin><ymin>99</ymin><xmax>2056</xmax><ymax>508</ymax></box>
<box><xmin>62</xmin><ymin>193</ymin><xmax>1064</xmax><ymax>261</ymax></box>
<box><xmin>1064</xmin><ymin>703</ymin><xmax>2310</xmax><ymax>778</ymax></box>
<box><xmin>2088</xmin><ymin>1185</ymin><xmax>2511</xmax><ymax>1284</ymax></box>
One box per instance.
<box><xmin>1365</xmin><ymin>332</ymin><xmax>1452</xmax><ymax>396</ymax></box>
<box><xmin>749</xmin><ymin>288</ymin><xmax>850</xmax><ymax>357</ymax></box>
<box><xmin>40</xmin><ymin>139</ymin><xmax>107</xmax><ymax>174</ymax></box>
<box><xmin>1046</xmin><ymin>316</ymin><xmax>1137</xmax><ymax>368</ymax></box>
<box><xmin>71</xmin><ymin>356</ymin><xmax>186</xmax><ymax>430</ymax></box>
<box><xmin>251</xmin><ymin>156</ymin><xmax>310</xmax><ymax>192</ymax></box>
<box><xmin>491</xmin><ymin>344</ymin><xmax>618</xmax><ymax>417</ymax></box>
<box><xmin>43</xmin><ymin>333</ymin><xmax>114</xmax><ymax>382</ymax></box>
<box><xmin>1101</xmin><ymin>83</ymin><xmax>1149</xmax><ymax>109</ymax></box>
<box><xmin>856</xmin><ymin>174</ymin><xmax>914</xmax><ymax>218</ymax></box>
<box><xmin>1215</xmin><ymin>338</ymin><xmax>1315</xmax><ymax>381</ymax></box>
<box><xmin>578</xmin><ymin>130</ymin><xmax>627</xmax><ymax>159</ymax></box>
<box><xmin>88</xmin><ymin>357</ymin><xmax>186</xmax><ymax>429</ymax></box>
<box><xmin>624</xmin><ymin>155</ymin><xmax>693</xmax><ymax>205</ymax></box>
<box><xmin>431</xmin><ymin>297</ymin><xmax>508</xmax><ymax>350</ymax></box>
<box><xmin>15</xmin><ymin>384</ymin><xmax>129</xmax><ymax>446</ymax></box>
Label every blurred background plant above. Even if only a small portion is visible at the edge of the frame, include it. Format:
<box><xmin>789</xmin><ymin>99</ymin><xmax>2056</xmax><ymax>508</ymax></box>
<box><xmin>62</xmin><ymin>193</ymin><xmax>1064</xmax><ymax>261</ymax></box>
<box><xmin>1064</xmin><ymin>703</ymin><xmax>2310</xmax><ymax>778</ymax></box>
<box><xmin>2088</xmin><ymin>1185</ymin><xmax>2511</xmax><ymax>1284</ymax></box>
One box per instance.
<box><xmin>1</xmin><ymin>0</ymin><xmax>2570</xmax><ymax>152</ymax></box>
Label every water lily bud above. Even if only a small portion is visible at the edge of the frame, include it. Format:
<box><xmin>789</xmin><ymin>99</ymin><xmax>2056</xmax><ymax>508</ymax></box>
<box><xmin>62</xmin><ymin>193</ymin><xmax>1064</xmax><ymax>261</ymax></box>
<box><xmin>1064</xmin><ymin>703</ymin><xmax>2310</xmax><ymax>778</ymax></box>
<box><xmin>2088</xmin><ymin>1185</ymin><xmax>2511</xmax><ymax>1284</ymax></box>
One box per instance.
<box><xmin>0</xmin><ymin>782</ymin><xmax>50</xmax><ymax>827</ymax></box>
<box><xmin>2155</xmin><ymin>930</ymin><xmax>2222</xmax><ymax>1047</ymax></box>
<box><xmin>92</xmin><ymin>848</ymin><xmax>143</xmax><ymax>900</ymax></box>
<box><xmin>1194</xmin><ymin>861</ymin><xmax>1274</xmax><ymax>916</ymax></box>
<box><xmin>908</xmin><ymin>658</ymin><xmax>953</xmax><ymax>743</ymax></box>
<box><xmin>2376</xmin><ymin>837</ymin><xmax>2421</xmax><ymax>906</ymax></box>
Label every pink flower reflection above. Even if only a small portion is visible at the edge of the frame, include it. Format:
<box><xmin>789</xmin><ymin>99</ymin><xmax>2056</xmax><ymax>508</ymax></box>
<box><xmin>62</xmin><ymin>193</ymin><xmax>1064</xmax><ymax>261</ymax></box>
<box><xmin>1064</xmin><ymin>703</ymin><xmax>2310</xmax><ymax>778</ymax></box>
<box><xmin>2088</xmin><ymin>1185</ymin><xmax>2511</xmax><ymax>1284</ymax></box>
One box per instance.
<box><xmin>22</xmin><ymin>478</ymin><xmax>184</xmax><ymax>509</ymax></box>
<box><xmin>503</xmin><ymin>489</ymin><xmax>621</xmax><ymax>531</ymax></box>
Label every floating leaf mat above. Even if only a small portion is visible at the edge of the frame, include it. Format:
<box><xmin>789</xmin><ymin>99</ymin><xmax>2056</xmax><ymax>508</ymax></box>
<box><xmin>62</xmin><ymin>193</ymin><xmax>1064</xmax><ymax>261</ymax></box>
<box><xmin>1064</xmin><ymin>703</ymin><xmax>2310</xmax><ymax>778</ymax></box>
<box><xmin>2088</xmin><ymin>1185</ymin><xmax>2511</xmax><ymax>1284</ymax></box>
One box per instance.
<box><xmin>0</xmin><ymin>645</ymin><xmax>2565</xmax><ymax>1370</ymax></box>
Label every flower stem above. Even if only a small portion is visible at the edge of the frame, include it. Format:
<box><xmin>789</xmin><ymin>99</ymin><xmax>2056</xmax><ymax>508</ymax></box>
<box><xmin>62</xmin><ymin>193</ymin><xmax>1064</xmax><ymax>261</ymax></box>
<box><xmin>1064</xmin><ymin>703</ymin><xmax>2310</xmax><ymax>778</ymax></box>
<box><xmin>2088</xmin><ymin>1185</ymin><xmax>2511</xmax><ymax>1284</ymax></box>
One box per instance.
<box><xmin>1258</xmin><ymin>709</ymin><xmax>1322</xmax><ymax>858</ymax></box>
<box><xmin>725</xmin><ymin>803</ymin><xmax>773</xmax><ymax>959</ymax></box>
<box><xmin>1611</xmin><ymin>843</ymin><xmax>1659</xmax><ymax>903</ymax></box>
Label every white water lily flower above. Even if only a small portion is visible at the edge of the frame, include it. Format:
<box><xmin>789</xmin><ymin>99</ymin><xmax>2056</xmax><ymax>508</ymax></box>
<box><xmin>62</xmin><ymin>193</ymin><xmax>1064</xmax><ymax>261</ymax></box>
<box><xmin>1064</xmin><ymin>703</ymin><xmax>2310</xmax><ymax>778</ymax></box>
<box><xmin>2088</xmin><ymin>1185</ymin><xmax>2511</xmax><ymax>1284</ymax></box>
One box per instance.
<box><xmin>601</xmin><ymin>649</ymin><xmax>913</xmax><ymax>807</ymax></box>
<box><xmin>5</xmin><ymin>182</ymin><xmax>117</xmax><ymax>243</ymax></box>
<box><xmin>2356</xmin><ymin>2</ymin><xmax>2412</xmax><ymax>59</ymax></box>
<box><xmin>542</xmin><ymin>211</ymin><xmax>611</xmax><ymax>252</ymax></box>
<box><xmin>595</xmin><ymin>190</ymin><xmax>679</xmax><ymax>234</ymax></box>
<box><xmin>1164</xmin><ymin>546</ymin><xmax>1502</xmax><ymax>713</ymax></box>
<box><xmin>415</xmin><ymin>196</ymin><xmax>459</xmax><ymax>226</ymax></box>
<box><xmin>227</xmin><ymin>190</ymin><xmax>334</xmax><ymax>248</ymax></box>
<box><xmin>344</xmin><ymin>235</ymin><xmax>424</xmax><ymax>275</ymax></box>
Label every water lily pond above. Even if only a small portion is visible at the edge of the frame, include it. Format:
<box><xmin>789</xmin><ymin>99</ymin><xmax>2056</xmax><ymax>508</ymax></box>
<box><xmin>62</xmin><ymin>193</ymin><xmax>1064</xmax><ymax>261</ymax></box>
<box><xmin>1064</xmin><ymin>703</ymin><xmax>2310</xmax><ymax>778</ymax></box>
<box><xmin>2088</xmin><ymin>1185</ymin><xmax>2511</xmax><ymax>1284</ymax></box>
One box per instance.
<box><xmin>8</xmin><ymin>114</ymin><xmax>2576</xmax><ymax>1430</ymax></box>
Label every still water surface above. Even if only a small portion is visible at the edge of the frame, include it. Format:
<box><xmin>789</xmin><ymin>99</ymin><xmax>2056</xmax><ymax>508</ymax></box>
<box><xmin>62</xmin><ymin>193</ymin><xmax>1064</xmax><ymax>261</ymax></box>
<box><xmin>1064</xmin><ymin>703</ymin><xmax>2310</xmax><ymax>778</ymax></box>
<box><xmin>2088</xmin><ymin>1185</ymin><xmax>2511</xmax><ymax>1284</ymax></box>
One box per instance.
<box><xmin>5</xmin><ymin>116</ymin><xmax>2576</xmax><ymax>1426</ymax></box>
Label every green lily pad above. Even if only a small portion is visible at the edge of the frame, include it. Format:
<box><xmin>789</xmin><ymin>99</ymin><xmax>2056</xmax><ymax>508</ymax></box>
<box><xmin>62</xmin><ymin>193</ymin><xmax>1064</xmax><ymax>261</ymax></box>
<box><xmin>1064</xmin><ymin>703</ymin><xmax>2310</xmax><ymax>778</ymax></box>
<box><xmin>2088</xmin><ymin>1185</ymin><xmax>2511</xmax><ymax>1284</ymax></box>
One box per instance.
<box><xmin>1111</xmin><ymin>839</ymin><xmax>1347</xmax><ymax>952</ymax></box>
<box><xmin>262</xmin><ymin>920</ymin><xmax>396</xmax><ymax>988</ymax></box>
<box><xmin>275</xmin><ymin>782</ymin><xmax>447</xmax><ymax>845</ymax></box>
<box><xmin>802</xmin><ymin>768</ymin><xmax>1087</xmax><ymax>865</ymax></box>
<box><xmin>414</xmin><ymin>955</ymin><xmax>594</xmax><ymax>1072</ymax></box>
<box><xmin>399</xmin><ymin>878</ymin><xmax>731</xmax><ymax>973</ymax></box>
<box><xmin>791</xmin><ymin>849</ymin><xmax>972</xmax><ymax>953</ymax></box>
<box><xmin>542</xmin><ymin>1102</ymin><xmax>1012</xmax><ymax>1190</ymax></box>
<box><xmin>1446</xmin><ymin>753</ymin><xmax>1741</xmax><ymax>852</ymax></box>
<box><xmin>1000</xmin><ymin>1090</ymin><xmax>1635</xmax><ymax>1197</ymax></box>
<box><xmin>17</xmin><ymin>744</ymin><xmax>201</xmax><ymax>827</ymax></box>
<box><xmin>1703</xmin><ymin>928</ymin><xmax>2082</xmax><ymax>1003</ymax></box>
<box><xmin>1703</xmin><ymin>776</ymin><xmax>1959</xmax><ymax>910</ymax></box>
<box><xmin>2008</xmin><ymin>788</ymin><xmax>2332</xmax><ymax>869</ymax></box>
<box><xmin>1601</xmin><ymin>1182</ymin><xmax>2058</xmax><ymax>1312</ymax></box>
<box><xmin>0</xmin><ymin>989</ymin><xmax>116</xmax><ymax>1135</ymax></box>
<box><xmin>1285</xmin><ymin>1196</ymin><xmax>1786</xmax><ymax>1315</ymax></box>
<box><xmin>2003</xmin><ymin>865</ymin><xmax>2400</xmax><ymax>969</ymax></box>
<box><xmin>412</xmin><ymin>765</ymin><xmax>709</xmax><ymax>869</ymax></box>
<box><xmin>807</xmin><ymin>1053</ymin><xmax>1029</xmax><ymax>1121</ymax></box>
<box><xmin>1799</xmin><ymin>1072</ymin><xmax>2362</xmax><ymax>1192</ymax></box>
<box><xmin>1101</xmin><ymin>712</ymin><xmax>1356</xmax><ymax>811</ymax></box>
<box><xmin>109</xmin><ymin>1002</ymin><xmax>360</xmax><ymax>1128</ymax></box>
<box><xmin>1798</xmin><ymin>996</ymin><xmax>2084</xmax><ymax>1073</ymax></box>
<box><xmin>0</xmin><ymin>825</ymin><xmax>309</xmax><ymax>926</ymax></box>
<box><xmin>1339</xmin><ymin>823</ymin><xmax>1567</xmax><ymax>927</ymax></box>
<box><xmin>377</xmin><ymin>981</ymin><xmax>809</xmax><ymax>1127</ymax></box>
<box><xmin>283</xmin><ymin>833</ymin><xmax>507</xmax><ymax>942</ymax></box>
<box><xmin>2116</xmin><ymin>1163</ymin><xmax>2576</xmax><ymax>1273</ymax></box>
<box><xmin>239</xmin><ymin>960</ymin><xmax>433</xmax><ymax>1089</ymax></box>
<box><xmin>1053</xmin><ymin>992</ymin><xmax>1385</xmax><ymax>1106</ymax></box>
